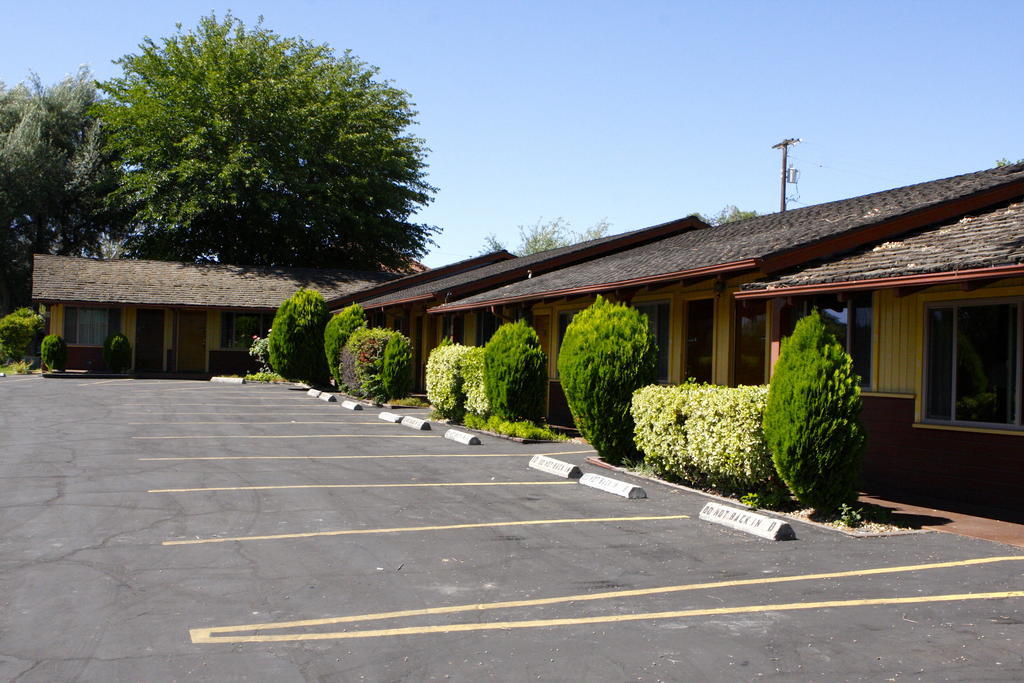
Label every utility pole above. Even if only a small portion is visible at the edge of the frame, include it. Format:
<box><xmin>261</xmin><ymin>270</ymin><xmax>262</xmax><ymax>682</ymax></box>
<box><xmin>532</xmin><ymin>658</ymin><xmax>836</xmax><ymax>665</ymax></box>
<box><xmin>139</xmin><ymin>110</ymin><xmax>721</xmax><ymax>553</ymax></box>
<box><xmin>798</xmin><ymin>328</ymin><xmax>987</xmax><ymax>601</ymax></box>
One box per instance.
<box><xmin>772</xmin><ymin>138</ymin><xmax>801</xmax><ymax>212</ymax></box>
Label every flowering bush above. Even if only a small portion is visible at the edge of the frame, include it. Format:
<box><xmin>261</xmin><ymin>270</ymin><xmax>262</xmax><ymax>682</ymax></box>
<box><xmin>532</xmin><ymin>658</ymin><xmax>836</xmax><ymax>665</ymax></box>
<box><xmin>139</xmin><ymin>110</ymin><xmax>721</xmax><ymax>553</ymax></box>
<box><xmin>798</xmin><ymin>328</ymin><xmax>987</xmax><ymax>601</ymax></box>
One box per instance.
<box><xmin>342</xmin><ymin>327</ymin><xmax>407</xmax><ymax>402</ymax></box>
<box><xmin>249</xmin><ymin>334</ymin><xmax>271</xmax><ymax>372</ymax></box>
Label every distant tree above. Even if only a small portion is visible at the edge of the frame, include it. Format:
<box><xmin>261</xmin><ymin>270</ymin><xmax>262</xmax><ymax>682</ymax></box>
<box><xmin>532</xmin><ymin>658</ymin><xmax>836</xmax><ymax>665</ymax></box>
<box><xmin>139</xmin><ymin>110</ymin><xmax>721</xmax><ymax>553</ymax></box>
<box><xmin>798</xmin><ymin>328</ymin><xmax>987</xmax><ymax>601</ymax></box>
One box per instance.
<box><xmin>0</xmin><ymin>69</ymin><xmax>127</xmax><ymax>313</ymax></box>
<box><xmin>694</xmin><ymin>205</ymin><xmax>760</xmax><ymax>226</ymax></box>
<box><xmin>996</xmin><ymin>158</ymin><xmax>1024</xmax><ymax>167</ymax></box>
<box><xmin>96</xmin><ymin>13</ymin><xmax>437</xmax><ymax>272</ymax></box>
<box><xmin>481</xmin><ymin>217</ymin><xmax>609</xmax><ymax>256</ymax></box>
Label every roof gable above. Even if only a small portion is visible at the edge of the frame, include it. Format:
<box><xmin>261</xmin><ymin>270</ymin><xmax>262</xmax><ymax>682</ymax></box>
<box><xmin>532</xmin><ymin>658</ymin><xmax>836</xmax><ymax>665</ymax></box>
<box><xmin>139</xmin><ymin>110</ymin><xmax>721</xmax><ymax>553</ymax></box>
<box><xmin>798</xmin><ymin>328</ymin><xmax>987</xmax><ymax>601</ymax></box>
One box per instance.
<box><xmin>32</xmin><ymin>255</ymin><xmax>398</xmax><ymax>310</ymax></box>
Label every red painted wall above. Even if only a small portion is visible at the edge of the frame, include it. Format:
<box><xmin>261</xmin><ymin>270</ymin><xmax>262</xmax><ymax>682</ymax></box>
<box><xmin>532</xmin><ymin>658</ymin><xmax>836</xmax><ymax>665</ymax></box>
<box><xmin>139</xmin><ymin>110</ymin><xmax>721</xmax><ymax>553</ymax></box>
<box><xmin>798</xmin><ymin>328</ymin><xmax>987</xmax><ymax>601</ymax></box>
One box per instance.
<box><xmin>860</xmin><ymin>395</ymin><xmax>1024</xmax><ymax>508</ymax></box>
<box><xmin>66</xmin><ymin>346</ymin><xmax>107</xmax><ymax>371</ymax></box>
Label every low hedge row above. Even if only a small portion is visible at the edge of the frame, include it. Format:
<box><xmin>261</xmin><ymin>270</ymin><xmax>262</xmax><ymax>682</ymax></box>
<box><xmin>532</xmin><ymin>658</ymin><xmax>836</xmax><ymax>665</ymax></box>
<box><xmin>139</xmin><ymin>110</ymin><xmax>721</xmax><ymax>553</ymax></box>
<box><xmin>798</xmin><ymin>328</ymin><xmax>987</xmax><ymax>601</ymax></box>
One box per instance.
<box><xmin>631</xmin><ymin>383</ymin><xmax>784</xmax><ymax>497</ymax></box>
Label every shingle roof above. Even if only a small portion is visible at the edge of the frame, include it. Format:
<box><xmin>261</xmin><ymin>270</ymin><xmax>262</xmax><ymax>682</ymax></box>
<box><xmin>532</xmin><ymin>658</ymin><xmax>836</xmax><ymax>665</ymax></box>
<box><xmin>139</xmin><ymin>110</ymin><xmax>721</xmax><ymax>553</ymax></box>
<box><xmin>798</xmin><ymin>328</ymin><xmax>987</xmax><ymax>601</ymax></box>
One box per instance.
<box><xmin>32</xmin><ymin>255</ymin><xmax>398</xmax><ymax>309</ymax></box>
<box><xmin>328</xmin><ymin>250</ymin><xmax>514</xmax><ymax>308</ymax></box>
<box><xmin>434</xmin><ymin>163</ymin><xmax>1024</xmax><ymax>311</ymax></box>
<box><xmin>741</xmin><ymin>201</ymin><xmax>1024</xmax><ymax>292</ymax></box>
<box><xmin>356</xmin><ymin>216</ymin><xmax>701</xmax><ymax>308</ymax></box>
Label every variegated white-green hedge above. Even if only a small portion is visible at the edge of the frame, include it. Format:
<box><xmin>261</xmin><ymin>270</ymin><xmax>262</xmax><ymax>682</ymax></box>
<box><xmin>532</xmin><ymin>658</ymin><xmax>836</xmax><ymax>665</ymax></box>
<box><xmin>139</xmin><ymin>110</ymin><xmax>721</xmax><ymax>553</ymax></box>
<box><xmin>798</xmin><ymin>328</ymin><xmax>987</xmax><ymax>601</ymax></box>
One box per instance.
<box><xmin>462</xmin><ymin>346</ymin><xmax>490</xmax><ymax>417</ymax></box>
<box><xmin>426</xmin><ymin>343</ymin><xmax>473</xmax><ymax>419</ymax></box>
<box><xmin>631</xmin><ymin>383</ymin><xmax>783</xmax><ymax>495</ymax></box>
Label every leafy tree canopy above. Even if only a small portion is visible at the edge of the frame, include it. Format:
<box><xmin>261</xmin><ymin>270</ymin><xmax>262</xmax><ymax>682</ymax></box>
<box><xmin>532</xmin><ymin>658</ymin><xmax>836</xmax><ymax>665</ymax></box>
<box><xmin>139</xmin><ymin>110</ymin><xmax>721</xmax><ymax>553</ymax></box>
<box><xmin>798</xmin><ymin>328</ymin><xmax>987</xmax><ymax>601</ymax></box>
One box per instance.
<box><xmin>481</xmin><ymin>217</ymin><xmax>609</xmax><ymax>256</ymax></box>
<box><xmin>0</xmin><ymin>69</ymin><xmax>127</xmax><ymax>313</ymax></box>
<box><xmin>96</xmin><ymin>13</ymin><xmax>437</xmax><ymax>272</ymax></box>
<box><xmin>694</xmin><ymin>205</ymin><xmax>760</xmax><ymax>226</ymax></box>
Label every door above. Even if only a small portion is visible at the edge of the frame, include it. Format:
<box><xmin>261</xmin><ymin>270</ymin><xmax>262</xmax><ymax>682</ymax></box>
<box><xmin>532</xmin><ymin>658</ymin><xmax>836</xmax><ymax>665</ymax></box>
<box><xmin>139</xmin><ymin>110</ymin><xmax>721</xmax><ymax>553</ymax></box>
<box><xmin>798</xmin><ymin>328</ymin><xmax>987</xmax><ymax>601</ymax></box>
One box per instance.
<box><xmin>135</xmin><ymin>309</ymin><xmax>165</xmax><ymax>371</ymax></box>
<box><xmin>178</xmin><ymin>311</ymin><xmax>207</xmax><ymax>372</ymax></box>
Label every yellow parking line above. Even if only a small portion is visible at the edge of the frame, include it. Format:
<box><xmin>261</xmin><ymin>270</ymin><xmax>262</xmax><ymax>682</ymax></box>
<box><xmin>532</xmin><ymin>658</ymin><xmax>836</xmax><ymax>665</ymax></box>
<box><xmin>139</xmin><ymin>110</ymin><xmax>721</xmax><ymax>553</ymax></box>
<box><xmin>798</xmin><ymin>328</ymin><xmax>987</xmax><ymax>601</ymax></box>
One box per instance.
<box><xmin>139</xmin><ymin>449</ymin><xmax>596</xmax><ymax>461</ymax></box>
<box><xmin>127</xmin><ymin>421</ymin><xmax>380</xmax><ymax>425</ymax></box>
<box><xmin>163</xmin><ymin>514</ymin><xmax>689</xmax><ymax>546</ymax></box>
<box><xmin>78</xmin><ymin>378</ymin><xmax>145</xmax><ymax>386</ymax></box>
<box><xmin>191</xmin><ymin>590</ymin><xmax>1024</xmax><ymax>643</ymax></box>
<box><xmin>125</xmin><ymin>411</ymin><xmax>344</xmax><ymax>416</ymax></box>
<box><xmin>142</xmin><ymin>402</ymin><xmax>323</xmax><ymax>407</ymax></box>
<box><xmin>190</xmin><ymin>555</ymin><xmax>1024</xmax><ymax>636</ymax></box>
<box><xmin>133</xmin><ymin>434</ymin><xmax>434</xmax><ymax>440</ymax></box>
<box><xmin>150</xmin><ymin>481</ymin><xmax>576</xmax><ymax>493</ymax></box>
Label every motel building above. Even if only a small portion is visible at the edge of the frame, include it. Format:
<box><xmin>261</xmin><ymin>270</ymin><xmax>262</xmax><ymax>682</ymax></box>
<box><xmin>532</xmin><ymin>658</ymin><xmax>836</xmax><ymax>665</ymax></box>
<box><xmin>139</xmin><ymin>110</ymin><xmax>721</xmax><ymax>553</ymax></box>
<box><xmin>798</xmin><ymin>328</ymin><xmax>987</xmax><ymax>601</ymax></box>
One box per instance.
<box><xmin>33</xmin><ymin>162</ymin><xmax>1024</xmax><ymax>514</ymax></box>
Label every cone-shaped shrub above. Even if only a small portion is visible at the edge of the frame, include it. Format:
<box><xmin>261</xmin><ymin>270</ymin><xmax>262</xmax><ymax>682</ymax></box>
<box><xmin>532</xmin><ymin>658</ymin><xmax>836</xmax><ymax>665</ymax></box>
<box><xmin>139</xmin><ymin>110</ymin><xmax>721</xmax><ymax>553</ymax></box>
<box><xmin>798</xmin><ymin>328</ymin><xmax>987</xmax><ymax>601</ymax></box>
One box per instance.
<box><xmin>268</xmin><ymin>289</ymin><xmax>330</xmax><ymax>385</ymax></box>
<box><xmin>558</xmin><ymin>296</ymin><xmax>656</xmax><ymax>465</ymax></box>
<box><xmin>381</xmin><ymin>332</ymin><xmax>413</xmax><ymax>400</ymax></box>
<box><xmin>764</xmin><ymin>310</ymin><xmax>866</xmax><ymax>513</ymax></box>
<box><xmin>103</xmin><ymin>333</ymin><xmax>132</xmax><ymax>373</ymax></box>
<box><xmin>324</xmin><ymin>304</ymin><xmax>366</xmax><ymax>388</ymax></box>
<box><xmin>484</xmin><ymin>320</ymin><xmax>547</xmax><ymax>423</ymax></box>
<box><xmin>41</xmin><ymin>334</ymin><xmax>68</xmax><ymax>371</ymax></box>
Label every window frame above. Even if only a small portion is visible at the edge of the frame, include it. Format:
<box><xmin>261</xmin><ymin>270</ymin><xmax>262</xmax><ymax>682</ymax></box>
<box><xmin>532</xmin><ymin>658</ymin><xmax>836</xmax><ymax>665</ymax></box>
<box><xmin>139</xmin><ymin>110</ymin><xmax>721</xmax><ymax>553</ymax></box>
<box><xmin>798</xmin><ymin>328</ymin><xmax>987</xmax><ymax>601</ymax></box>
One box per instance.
<box><xmin>220</xmin><ymin>311</ymin><xmax>273</xmax><ymax>350</ymax></box>
<box><xmin>64</xmin><ymin>306</ymin><xmax>121</xmax><ymax>346</ymax></box>
<box><xmin>923</xmin><ymin>297</ymin><xmax>1024</xmax><ymax>430</ymax></box>
<box><xmin>784</xmin><ymin>293</ymin><xmax>874</xmax><ymax>390</ymax></box>
<box><xmin>634</xmin><ymin>300</ymin><xmax>672</xmax><ymax>383</ymax></box>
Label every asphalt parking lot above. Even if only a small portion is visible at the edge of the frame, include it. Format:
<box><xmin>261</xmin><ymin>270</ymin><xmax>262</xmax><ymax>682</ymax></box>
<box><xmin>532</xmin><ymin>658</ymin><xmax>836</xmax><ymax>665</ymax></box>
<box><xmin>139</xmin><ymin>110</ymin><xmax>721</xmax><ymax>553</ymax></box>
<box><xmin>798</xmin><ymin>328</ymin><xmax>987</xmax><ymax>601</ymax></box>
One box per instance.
<box><xmin>2</xmin><ymin>375</ymin><xmax>1023</xmax><ymax>681</ymax></box>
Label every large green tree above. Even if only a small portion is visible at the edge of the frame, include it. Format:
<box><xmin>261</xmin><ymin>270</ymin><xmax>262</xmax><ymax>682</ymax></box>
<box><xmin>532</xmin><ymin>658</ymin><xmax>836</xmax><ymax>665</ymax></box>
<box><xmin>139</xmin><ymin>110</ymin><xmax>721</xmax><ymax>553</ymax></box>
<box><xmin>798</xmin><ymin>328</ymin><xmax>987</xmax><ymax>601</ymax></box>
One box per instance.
<box><xmin>481</xmin><ymin>217</ymin><xmax>609</xmax><ymax>256</ymax></box>
<box><xmin>0</xmin><ymin>69</ymin><xmax>127</xmax><ymax>313</ymax></box>
<box><xmin>96</xmin><ymin>13</ymin><xmax>436</xmax><ymax>271</ymax></box>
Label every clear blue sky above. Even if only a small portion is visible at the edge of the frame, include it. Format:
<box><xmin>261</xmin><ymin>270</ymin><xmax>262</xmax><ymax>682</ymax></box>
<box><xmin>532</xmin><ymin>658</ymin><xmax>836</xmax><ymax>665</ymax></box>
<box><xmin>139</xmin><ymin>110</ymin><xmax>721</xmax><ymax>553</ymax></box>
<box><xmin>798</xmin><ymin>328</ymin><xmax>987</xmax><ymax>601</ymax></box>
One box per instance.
<box><xmin>4</xmin><ymin>1</ymin><xmax>1022</xmax><ymax>267</ymax></box>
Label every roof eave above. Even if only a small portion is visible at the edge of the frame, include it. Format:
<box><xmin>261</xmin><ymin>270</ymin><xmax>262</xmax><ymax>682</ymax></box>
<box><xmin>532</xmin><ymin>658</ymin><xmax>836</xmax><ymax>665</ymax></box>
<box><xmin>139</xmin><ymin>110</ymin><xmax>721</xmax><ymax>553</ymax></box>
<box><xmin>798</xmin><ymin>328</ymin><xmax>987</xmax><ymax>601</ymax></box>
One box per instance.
<box><xmin>734</xmin><ymin>263</ymin><xmax>1024</xmax><ymax>300</ymax></box>
<box><xmin>427</xmin><ymin>259</ymin><xmax>760</xmax><ymax>314</ymax></box>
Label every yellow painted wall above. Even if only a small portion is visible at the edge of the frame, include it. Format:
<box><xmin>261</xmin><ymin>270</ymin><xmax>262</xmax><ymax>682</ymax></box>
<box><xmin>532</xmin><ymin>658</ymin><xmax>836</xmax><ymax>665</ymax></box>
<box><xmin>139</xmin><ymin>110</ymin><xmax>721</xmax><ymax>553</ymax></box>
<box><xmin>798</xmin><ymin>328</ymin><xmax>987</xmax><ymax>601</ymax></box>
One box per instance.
<box><xmin>872</xmin><ymin>277</ymin><xmax>1024</xmax><ymax>421</ymax></box>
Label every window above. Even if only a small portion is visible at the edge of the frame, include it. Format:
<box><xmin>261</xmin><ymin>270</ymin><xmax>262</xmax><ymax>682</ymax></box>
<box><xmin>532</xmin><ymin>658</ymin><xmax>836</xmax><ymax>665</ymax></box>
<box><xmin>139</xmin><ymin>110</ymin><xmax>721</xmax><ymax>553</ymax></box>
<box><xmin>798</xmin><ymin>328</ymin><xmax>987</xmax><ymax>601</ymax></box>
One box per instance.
<box><xmin>635</xmin><ymin>302</ymin><xmax>670</xmax><ymax>382</ymax></box>
<box><xmin>926</xmin><ymin>300</ymin><xmax>1021</xmax><ymax>426</ymax></box>
<box><xmin>784</xmin><ymin>293</ymin><xmax>873</xmax><ymax>388</ymax></box>
<box><xmin>221</xmin><ymin>312</ymin><xmax>273</xmax><ymax>349</ymax></box>
<box><xmin>734</xmin><ymin>299</ymin><xmax>767</xmax><ymax>386</ymax></box>
<box><xmin>685</xmin><ymin>299</ymin><xmax>715</xmax><ymax>384</ymax></box>
<box><xmin>64</xmin><ymin>307</ymin><xmax>120</xmax><ymax>346</ymax></box>
<box><xmin>476</xmin><ymin>311</ymin><xmax>501</xmax><ymax>346</ymax></box>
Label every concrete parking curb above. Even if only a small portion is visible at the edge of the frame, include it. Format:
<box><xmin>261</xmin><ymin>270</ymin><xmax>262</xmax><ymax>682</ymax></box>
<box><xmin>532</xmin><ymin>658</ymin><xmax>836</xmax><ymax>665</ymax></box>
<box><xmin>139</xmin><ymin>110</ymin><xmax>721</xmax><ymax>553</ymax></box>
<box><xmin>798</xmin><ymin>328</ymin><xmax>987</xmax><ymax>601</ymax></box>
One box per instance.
<box><xmin>378</xmin><ymin>411</ymin><xmax>403</xmax><ymax>422</ymax></box>
<box><xmin>341</xmin><ymin>400</ymin><xmax>363</xmax><ymax>411</ymax></box>
<box><xmin>444</xmin><ymin>429</ymin><xmax>481</xmax><ymax>445</ymax></box>
<box><xmin>400</xmin><ymin>416</ymin><xmax>431</xmax><ymax>431</ymax></box>
<box><xmin>211</xmin><ymin>376</ymin><xmax>245</xmax><ymax>384</ymax></box>
<box><xmin>318</xmin><ymin>393</ymin><xmax>337</xmax><ymax>402</ymax></box>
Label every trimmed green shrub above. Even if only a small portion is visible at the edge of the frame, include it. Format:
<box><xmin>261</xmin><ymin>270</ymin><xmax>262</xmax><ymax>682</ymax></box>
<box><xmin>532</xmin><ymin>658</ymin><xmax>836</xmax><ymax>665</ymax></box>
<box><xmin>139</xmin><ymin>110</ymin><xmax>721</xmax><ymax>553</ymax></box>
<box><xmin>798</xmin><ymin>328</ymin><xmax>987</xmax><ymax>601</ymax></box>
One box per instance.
<box><xmin>764</xmin><ymin>310</ymin><xmax>866</xmax><ymax>513</ymax></box>
<box><xmin>343</xmin><ymin>327</ymin><xmax>405</xmax><ymax>402</ymax></box>
<box><xmin>462</xmin><ymin>346</ymin><xmax>489</xmax><ymax>417</ymax></box>
<box><xmin>324</xmin><ymin>304</ymin><xmax>366</xmax><ymax>388</ymax></box>
<box><xmin>0</xmin><ymin>307</ymin><xmax>44</xmax><ymax>361</ymax></box>
<box><xmin>558</xmin><ymin>296</ymin><xmax>656</xmax><ymax>465</ymax></box>
<box><xmin>380</xmin><ymin>332</ymin><xmax>413</xmax><ymax>401</ymax></box>
<box><xmin>463</xmin><ymin>413</ymin><xmax>567</xmax><ymax>441</ymax></box>
<box><xmin>632</xmin><ymin>383</ymin><xmax>784</xmax><ymax>496</ymax></box>
<box><xmin>103</xmin><ymin>333</ymin><xmax>132</xmax><ymax>373</ymax></box>
<box><xmin>484</xmin><ymin>320</ymin><xmax>546</xmax><ymax>423</ymax></box>
<box><xmin>41</xmin><ymin>334</ymin><xmax>68</xmax><ymax>371</ymax></box>
<box><xmin>425</xmin><ymin>343</ymin><xmax>473</xmax><ymax>420</ymax></box>
<box><xmin>268</xmin><ymin>289</ymin><xmax>330</xmax><ymax>385</ymax></box>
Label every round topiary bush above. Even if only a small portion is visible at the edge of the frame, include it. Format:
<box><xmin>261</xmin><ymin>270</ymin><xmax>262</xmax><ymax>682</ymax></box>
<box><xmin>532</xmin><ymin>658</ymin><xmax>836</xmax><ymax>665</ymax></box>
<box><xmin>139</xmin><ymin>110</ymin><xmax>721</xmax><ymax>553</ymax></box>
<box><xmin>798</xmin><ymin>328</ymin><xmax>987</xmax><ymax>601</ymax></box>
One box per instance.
<box><xmin>763</xmin><ymin>310</ymin><xmax>866</xmax><ymax>513</ymax></box>
<box><xmin>462</xmin><ymin>346</ymin><xmax>490</xmax><ymax>418</ymax></box>
<box><xmin>268</xmin><ymin>289</ymin><xmax>330</xmax><ymax>385</ymax></box>
<box><xmin>380</xmin><ymin>332</ymin><xmax>413</xmax><ymax>401</ymax></box>
<box><xmin>425</xmin><ymin>343</ymin><xmax>472</xmax><ymax>420</ymax></box>
<box><xmin>103</xmin><ymin>333</ymin><xmax>132</xmax><ymax>373</ymax></box>
<box><xmin>344</xmin><ymin>327</ymin><xmax>403</xmax><ymax>402</ymax></box>
<box><xmin>558</xmin><ymin>296</ymin><xmax>656</xmax><ymax>465</ymax></box>
<box><xmin>483</xmin><ymin>320</ymin><xmax>547</xmax><ymax>423</ymax></box>
<box><xmin>324</xmin><ymin>303</ymin><xmax>366</xmax><ymax>388</ymax></box>
<box><xmin>41</xmin><ymin>334</ymin><xmax>68</xmax><ymax>372</ymax></box>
